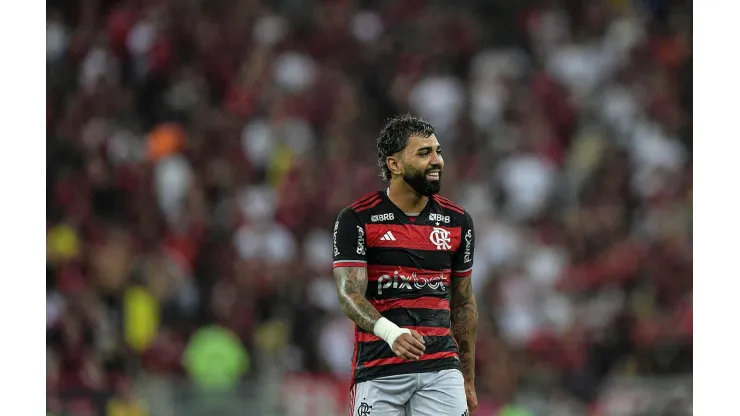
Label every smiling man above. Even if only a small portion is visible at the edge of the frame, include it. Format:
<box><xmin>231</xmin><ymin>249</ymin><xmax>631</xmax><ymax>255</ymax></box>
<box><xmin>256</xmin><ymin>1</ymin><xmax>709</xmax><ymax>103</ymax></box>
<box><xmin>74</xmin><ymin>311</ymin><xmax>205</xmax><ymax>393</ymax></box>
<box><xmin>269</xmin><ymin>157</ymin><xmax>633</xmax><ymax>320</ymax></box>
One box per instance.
<box><xmin>332</xmin><ymin>114</ymin><xmax>478</xmax><ymax>416</ymax></box>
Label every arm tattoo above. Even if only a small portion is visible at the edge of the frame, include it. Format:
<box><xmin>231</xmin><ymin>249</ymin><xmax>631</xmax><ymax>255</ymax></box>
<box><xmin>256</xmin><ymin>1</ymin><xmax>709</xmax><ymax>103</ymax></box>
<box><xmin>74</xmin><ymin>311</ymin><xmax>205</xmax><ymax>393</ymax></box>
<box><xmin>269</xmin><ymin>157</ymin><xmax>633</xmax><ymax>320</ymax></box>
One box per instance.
<box><xmin>333</xmin><ymin>267</ymin><xmax>382</xmax><ymax>333</ymax></box>
<box><xmin>451</xmin><ymin>276</ymin><xmax>478</xmax><ymax>382</ymax></box>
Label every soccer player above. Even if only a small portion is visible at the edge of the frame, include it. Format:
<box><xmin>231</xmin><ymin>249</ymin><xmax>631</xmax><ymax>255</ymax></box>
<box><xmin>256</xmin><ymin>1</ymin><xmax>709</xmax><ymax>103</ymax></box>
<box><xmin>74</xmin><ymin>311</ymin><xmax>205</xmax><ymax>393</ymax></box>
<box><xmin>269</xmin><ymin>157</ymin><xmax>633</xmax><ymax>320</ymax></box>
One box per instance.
<box><xmin>332</xmin><ymin>114</ymin><xmax>478</xmax><ymax>416</ymax></box>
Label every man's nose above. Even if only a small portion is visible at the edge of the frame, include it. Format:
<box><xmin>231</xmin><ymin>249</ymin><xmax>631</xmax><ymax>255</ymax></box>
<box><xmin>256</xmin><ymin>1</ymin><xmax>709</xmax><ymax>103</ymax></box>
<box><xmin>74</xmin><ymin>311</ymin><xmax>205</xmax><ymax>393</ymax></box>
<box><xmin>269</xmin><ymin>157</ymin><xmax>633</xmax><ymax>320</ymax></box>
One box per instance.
<box><xmin>429</xmin><ymin>152</ymin><xmax>443</xmax><ymax>166</ymax></box>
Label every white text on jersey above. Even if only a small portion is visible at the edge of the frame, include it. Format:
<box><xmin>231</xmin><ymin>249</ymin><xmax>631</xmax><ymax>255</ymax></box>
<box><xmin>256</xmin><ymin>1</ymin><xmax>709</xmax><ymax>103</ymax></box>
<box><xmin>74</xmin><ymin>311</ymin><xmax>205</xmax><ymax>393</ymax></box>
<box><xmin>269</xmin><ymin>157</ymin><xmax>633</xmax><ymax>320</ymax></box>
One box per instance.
<box><xmin>429</xmin><ymin>213</ymin><xmax>450</xmax><ymax>224</ymax></box>
<box><xmin>371</xmin><ymin>213</ymin><xmax>395</xmax><ymax>222</ymax></box>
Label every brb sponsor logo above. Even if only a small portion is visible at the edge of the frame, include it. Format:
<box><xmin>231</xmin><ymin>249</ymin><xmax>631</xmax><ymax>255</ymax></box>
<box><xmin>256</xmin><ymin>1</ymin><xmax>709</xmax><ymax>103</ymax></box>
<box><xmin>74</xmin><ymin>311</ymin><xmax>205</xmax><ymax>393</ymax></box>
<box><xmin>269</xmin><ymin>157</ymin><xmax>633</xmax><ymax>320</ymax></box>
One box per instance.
<box><xmin>429</xmin><ymin>213</ymin><xmax>450</xmax><ymax>224</ymax></box>
<box><xmin>463</xmin><ymin>229</ymin><xmax>473</xmax><ymax>263</ymax></box>
<box><xmin>377</xmin><ymin>271</ymin><xmax>448</xmax><ymax>295</ymax></box>
<box><xmin>371</xmin><ymin>213</ymin><xmax>395</xmax><ymax>222</ymax></box>
<box><xmin>429</xmin><ymin>227</ymin><xmax>452</xmax><ymax>250</ymax></box>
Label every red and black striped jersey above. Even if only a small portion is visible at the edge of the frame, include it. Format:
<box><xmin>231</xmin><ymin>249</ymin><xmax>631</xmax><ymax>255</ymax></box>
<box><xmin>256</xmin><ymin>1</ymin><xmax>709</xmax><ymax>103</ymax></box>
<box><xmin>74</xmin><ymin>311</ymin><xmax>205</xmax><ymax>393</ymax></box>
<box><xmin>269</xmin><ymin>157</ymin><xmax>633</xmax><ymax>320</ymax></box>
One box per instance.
<box><xmin>332</xmin><ymin>190</ymin><xmax>475</xmax><ymax>385</ymax></box>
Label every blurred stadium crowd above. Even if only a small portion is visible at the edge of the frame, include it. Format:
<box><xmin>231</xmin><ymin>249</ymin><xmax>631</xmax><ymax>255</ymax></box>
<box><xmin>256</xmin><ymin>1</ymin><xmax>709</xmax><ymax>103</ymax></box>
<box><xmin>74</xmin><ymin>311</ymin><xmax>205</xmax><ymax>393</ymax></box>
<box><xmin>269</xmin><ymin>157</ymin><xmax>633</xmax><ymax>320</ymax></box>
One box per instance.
<box><xmin>46</xmin><ymin>0</ymin><xmax>692</xmax><ymax>415</ymax></box>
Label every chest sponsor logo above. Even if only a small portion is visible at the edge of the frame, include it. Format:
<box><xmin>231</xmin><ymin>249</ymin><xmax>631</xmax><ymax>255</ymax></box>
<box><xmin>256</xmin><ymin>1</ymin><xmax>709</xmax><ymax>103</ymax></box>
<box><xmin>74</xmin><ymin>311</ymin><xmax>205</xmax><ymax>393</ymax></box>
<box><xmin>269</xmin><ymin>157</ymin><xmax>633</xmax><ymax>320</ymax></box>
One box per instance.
<box><xmin>377</xmin><ymin>271</ymin><xmax>448</xmax><ymax>295</ymax></box>
<box><xmin>371</xmin><ymin>213</ymin><xmax>395</xmax><ymax>222</ymax></box>
<box><xmin>429</xmin><ymin>213</ymin><xmax>450</xmax><ymax>224</ymax></box>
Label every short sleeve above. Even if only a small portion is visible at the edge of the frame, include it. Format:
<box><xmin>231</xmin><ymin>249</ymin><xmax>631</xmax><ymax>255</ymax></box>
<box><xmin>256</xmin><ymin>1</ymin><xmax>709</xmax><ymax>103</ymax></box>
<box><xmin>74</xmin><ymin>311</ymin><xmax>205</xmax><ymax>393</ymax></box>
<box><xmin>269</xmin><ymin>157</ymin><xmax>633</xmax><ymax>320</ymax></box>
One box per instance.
<box><xmin>452</xmin><ymin>211</ymin><xmax>474</xmax><ymax>277</ymax></box>
<box><xmin>332</xmin><ymin>207</ymin><xmax>367</xmax><ymax>268</ymax></box>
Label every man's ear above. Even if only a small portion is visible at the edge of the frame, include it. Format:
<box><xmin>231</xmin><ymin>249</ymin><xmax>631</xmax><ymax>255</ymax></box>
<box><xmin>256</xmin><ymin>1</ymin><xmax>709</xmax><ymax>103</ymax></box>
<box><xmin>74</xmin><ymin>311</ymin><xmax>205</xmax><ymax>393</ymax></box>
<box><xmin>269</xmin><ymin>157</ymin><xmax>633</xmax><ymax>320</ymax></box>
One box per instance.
<box><xmin>386</xmin><ymin>155</ymin><xmax>403</xmax><ymax>177</ymax></box>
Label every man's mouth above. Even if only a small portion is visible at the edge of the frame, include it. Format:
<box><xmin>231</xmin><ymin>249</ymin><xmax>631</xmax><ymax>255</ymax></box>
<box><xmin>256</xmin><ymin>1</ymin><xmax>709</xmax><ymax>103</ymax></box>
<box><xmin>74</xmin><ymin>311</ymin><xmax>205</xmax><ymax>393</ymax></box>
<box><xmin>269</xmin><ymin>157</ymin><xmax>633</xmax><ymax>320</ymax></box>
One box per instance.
<box><xmin>426</xmin><ymin>170</ymin><xmax>441</xmax><ymax>180</ymax></box>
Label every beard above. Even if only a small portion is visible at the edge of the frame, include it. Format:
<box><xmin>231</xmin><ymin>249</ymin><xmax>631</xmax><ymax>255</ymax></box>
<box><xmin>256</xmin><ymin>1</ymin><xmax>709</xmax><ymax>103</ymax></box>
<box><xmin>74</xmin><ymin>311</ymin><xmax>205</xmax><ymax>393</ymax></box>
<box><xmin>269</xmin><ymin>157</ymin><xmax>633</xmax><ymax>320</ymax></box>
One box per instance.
<box><xmin>402</xmin><ymin>165</ymin><xmax>442</xmax><ymax>196</ymax></box>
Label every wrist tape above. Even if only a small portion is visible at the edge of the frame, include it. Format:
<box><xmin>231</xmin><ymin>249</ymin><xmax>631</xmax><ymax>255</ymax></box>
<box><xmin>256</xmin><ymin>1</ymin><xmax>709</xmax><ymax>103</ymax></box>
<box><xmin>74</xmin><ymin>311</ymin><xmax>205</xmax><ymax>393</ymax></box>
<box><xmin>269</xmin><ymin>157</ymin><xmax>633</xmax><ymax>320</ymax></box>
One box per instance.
<box><xmin>373</xmin><ymin>317</ymin><xmax>410</xmax><ymax>349</ymax></box>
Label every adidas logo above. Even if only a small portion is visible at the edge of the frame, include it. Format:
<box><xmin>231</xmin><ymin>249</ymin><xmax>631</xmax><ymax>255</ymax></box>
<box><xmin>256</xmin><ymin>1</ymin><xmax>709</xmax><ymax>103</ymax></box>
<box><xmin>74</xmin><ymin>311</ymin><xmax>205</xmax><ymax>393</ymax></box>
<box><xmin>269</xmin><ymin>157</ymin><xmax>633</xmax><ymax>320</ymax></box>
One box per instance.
<box><xmin>379</xmin><ymin>231</ymin><xmax>396</xmax><ymax>241</ymax></box>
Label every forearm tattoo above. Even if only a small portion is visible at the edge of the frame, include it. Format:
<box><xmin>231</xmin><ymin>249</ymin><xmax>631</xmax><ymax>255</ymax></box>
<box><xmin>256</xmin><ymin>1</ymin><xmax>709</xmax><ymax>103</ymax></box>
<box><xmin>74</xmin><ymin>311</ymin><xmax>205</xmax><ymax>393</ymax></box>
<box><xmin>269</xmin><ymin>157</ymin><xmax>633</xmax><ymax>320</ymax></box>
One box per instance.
<box><xmin>451</xmin><ymin>276</ymin><xmax>478</xmax><ymax>381</ymax></box>
<box><xmin>333</xmin><ymin>267</ymin><xmax>382</xmax><ymax>333</ymax></box>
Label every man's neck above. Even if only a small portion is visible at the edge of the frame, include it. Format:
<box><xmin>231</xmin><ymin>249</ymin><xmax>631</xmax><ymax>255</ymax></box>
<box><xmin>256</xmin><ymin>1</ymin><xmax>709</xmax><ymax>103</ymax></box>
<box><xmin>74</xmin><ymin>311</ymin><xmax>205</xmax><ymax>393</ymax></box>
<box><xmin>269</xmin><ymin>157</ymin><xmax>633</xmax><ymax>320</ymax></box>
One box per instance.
<box><xmin>387</xmin><ymin>179</ymin><xmax>428</xmax><ymax>214</ymax></box>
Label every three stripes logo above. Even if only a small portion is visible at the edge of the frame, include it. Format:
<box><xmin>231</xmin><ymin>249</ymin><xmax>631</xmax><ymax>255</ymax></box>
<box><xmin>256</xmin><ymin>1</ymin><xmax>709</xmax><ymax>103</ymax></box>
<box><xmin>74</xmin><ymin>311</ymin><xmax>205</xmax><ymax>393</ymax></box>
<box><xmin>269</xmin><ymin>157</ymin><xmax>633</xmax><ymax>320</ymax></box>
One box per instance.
<box><xmin>379</xmin><ymin>231</ymin><xmax>396</xmax><ymax>241</ymax></box>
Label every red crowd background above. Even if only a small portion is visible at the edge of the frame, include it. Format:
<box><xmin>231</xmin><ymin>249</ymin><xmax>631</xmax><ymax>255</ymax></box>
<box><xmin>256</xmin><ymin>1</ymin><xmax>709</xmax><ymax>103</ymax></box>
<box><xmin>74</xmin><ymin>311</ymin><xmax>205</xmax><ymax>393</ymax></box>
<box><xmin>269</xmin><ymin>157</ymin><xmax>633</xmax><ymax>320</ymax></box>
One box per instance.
<box><xmin>47</xmin><ymin>0</ymin><xmax>692</xmax><ymax>415</ymax></box>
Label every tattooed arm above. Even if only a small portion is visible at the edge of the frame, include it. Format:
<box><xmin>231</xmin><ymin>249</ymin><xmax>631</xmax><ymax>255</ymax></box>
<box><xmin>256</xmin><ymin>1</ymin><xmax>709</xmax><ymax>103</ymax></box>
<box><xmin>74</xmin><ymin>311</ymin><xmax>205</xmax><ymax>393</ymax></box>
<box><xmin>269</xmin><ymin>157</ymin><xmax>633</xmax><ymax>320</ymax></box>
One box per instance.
<box><xmin>333</xmin><ymin>266</ymin><xmax>381</xmax><ymax>332</ymax></box>
<box><xmin>450</xmin><ymin>211</ymin><xmax>478</xmax><ymax>411</ymax></box>
<box><xmin>332</xmin><ymin>207</ymin><xmax>379</xmax><ymax>332</ymax></box>
<box><xmin>450</xmin><ymin>275</ymin><xmax>478</xmax><ymax>382</ymax></box>
<box><xmin>331</xmin><ymin>207</ymin><xmax>426</xmax><ymax>359</ymax></box>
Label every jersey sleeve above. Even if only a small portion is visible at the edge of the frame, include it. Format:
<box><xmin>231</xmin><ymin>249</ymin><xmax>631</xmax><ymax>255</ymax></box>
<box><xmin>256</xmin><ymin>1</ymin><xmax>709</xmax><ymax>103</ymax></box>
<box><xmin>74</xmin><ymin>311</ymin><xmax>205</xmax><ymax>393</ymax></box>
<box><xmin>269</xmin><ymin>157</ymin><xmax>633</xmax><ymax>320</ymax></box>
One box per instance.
<box><xmin>452</xmin><ymin>211</ymin><xmax>475</xmax><ymax>278</ymax></box>
<box><xmin>332</xmin><ymin>207</ymin><xmax>367</xmax><ymax>268</ymax></box>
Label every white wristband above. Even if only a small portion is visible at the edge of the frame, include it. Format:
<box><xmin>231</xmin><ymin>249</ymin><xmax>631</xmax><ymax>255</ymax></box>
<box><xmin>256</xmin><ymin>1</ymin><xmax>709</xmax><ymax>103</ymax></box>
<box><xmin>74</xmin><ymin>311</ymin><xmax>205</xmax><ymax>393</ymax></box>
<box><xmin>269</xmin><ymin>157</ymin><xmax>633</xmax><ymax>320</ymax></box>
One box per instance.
<box><xmin>373</xmin><ymin>317</ymin><xmax>410</xmax><ymax>348</ymax></box>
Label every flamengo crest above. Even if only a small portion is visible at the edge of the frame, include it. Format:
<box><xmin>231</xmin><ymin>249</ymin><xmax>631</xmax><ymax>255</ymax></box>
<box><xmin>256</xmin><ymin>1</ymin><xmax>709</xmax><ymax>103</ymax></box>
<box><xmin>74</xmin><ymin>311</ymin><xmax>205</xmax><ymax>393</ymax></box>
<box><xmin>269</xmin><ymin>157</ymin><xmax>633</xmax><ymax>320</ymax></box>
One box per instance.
<box><xmin>429</xmin><ymin>227</ymin><xmax>452</xmax><ymax>250</ymax></box>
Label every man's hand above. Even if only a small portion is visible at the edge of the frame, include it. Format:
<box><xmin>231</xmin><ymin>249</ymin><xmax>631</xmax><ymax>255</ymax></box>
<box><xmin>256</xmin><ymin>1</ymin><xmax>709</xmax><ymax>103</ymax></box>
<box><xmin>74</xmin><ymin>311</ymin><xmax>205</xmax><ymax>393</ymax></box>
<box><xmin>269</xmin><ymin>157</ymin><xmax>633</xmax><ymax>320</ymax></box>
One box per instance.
<box><xmin>391</xmin><ymin>329</ymin><xmax>426</xmax><ymax>360</ymax></box>
<box><xmin>464</xmin><ymin>379</ymin><xmax>478</xmax><ymax>413</ymax></box>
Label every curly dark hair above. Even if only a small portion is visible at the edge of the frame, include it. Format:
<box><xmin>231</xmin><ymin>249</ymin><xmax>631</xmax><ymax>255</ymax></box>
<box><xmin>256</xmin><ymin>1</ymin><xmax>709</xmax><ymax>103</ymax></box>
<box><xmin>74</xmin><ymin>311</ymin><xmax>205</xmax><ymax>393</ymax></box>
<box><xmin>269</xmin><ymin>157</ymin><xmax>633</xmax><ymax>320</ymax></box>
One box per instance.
<box><xmin>376</xmin><ymin>114</ymin><xmax>435</xmax><ymax>181</ymax></box>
